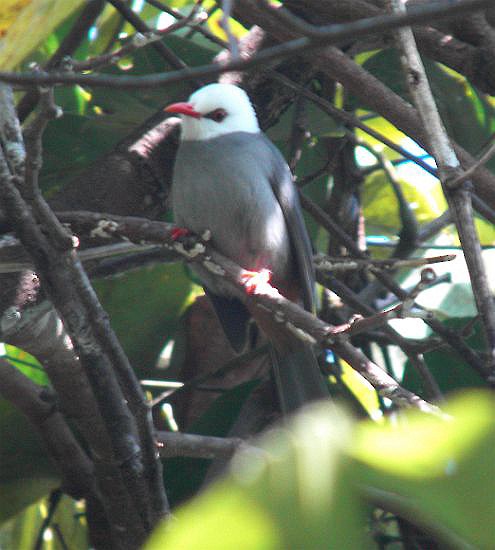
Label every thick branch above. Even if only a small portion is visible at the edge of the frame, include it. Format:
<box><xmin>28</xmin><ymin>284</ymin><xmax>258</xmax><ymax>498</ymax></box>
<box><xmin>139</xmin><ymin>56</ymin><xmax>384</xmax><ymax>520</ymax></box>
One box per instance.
<box><xmin>0</xmin><ymin>85</ymin><xmax>163</xmax><ymax>547</ymax></box>
<box><xmin>0</xmin><ymin>0</ymin><xmax>491</xmax><ymax>91</ymax></box>
<box><xmin>157</xmin><ymin>431</ymin><xmax>257</xmax><ymax>459</ymax></box>
<box><xmin>56</xmin><ymin>210</ymin><xmax>444</xmax><ymax>416</ymax></box>
<box><xmin>389</xmin><ymin>0</ymin><xmax>495</xmax><ymax>375</ymax></box>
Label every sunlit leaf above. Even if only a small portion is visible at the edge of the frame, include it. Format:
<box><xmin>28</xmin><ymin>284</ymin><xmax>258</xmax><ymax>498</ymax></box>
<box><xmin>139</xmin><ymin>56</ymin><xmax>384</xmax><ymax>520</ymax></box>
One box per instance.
<box><xmin>353</xmin><ymin>392</ymin><xmax>495</xmax><ymax>548</ymax></box>
<box><xmin>362</xmin><ymin>169</ymin><xmax>447</xmax><ymax>231</ymax></box>
<box><xmin>150</xmin><ymin>404</ymin><xmax>366</xmax><ymax>549</ymax></box>
<box><xmin>0</xmin><ymin>0</ymin><xmax>31</xmax><ymax>38</ymax></box>
<box><xmin>2</xmin><ymin>344</ymin><xmax>48</xmax><ymax>386</ymax></box>
<box><xmin>0</xmin><ymin>0</ymin><xmax>86</xmax><ymax>69</ymax></box>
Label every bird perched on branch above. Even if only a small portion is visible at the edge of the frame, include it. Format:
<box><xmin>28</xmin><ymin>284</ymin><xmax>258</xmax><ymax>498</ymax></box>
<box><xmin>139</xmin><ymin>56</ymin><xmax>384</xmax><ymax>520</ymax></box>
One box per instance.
<box><xmin>166</xmin><ymin>83</ymin><xmax>329</xmax><ymax>413</ymax></box>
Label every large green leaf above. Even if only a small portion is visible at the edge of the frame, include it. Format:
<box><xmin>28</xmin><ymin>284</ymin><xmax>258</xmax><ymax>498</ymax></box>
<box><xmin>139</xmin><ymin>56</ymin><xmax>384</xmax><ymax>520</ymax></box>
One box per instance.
<box><xmin>0</xmin><ymin>0</ymin><xmax>86</xmax><ymax>69</ymax></box>
<box><xmin>88</xmin><ymin>33</ymin><xmax>220</xmax><ymax>127</ymax></box>
<box><xmin>353</xmin><ymin>391</ymin><xmax>495</xmax><ymax>549</ymax></box>
<box><xmin>149</xmin><ymin>404</ymin><xmax>366</xmax><ymax>550</ymax></box>
<box><xmin>40</xmin><ymin>33</ymin><xmax>220</xmax><ymax>190</ymax></box>
<box><xmin>95</xmin><ymin>262</ymin><xmax>195</xmax><ymax>376</ymax></box>
<box><xmin>149</xmin><ymin>392</ymin><xmax>495</xmax><ymax>549</ymax></box>
<box><xmin>362</xmin><ymin>168</ymin><xmax>447</xmax><ymax>233</ymax></box>
<box><xmin>0</xmin><ymin>400</ymin><xmax>58</xmax><ymax>524</ymax></box>
<box><xmin>360</xmin><ymin>50</ymin><xmax>495</xmax><ymax>165</ymax></box>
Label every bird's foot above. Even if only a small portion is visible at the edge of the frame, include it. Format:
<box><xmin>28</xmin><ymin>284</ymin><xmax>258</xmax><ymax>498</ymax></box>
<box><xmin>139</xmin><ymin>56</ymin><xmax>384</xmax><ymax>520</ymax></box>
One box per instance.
<box><xmin>241</xmin><ymin>268</ymin><xmax>272</xmax><ymax>294</ymax></box>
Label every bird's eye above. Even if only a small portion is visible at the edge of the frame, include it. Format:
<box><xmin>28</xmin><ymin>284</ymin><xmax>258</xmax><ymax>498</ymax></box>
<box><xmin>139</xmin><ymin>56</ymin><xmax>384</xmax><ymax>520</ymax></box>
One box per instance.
<box><xmin>205</xmin><ymin>108</ymin><xmax>227</xmax><ymax>123</ymax></box>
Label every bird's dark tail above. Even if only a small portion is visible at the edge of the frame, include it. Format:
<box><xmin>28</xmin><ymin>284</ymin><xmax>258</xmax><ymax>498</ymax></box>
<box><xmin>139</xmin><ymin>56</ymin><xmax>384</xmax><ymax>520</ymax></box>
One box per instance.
<box><xmin>207</xmin><ymin>292</ymin><xmax>330</xmax><ymax>414</ymax></box>
<box><xmin>270</xmin><ymin>342</ymin><xmax>329</xmax><ymax>414</ymax></box>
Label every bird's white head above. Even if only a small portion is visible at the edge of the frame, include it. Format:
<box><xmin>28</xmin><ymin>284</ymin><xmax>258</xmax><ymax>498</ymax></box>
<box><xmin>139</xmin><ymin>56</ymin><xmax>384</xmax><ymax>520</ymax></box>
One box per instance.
<box><xmin>165</xmin><ymin>83</ymin><xmax>260</xmax><ymax>141</ymax></box>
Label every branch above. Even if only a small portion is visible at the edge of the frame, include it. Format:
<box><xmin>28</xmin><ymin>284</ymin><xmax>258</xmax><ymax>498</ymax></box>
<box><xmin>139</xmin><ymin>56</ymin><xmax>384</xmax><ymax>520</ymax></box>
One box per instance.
<box><xmin>53</xmin><ymin>208</ymin><xmax>489</xmax><ymax>384</ymax></box>
<box><xmin>315</xmin><ymin>253</ymin><xmax>456</xmax><ymax>273</ymax></box>
<box><xmin>0</xmin><ymin>0</ymin><xmax>491</xmax><ymax>90</ymax></box>
<box><xmin>71</xmin><ymin>14</ymin><xmax>202</xmax><ymax>72</ymax></box>
<box><xmin>449</xmin><ymin>138</ymin><xmax>495</xmax><ymax>188</ymax></box>
<box><xmin>389</xmin><ymin>0</ymin><xmax>495</xmax><ymax>378</ymax></box>
<box><xmin>300</xmin><ymin>186</ymin><xmax>491</xmax><ymax>382</ymax></box>
<box><xmin>0</xmin><ymin>85</ymin><xmax>165</xmax><ymax>547</ymax></box>
<box><xmin>144</xmin><ymin>0</ymin><xmax>226</xmax><ymax>48</ymax></box>
<box><xmin>16</xmin><ymin>0</ymin><xmax>105</xmax><ymax>122</ymax></box>
<box><xmin>287</xmin><ymin>0</ymin><xmax>495</xmax><ymax>95</ymax></box>
<box><xmin>107</xmin><ymin>0</ymin><xmax>191</xmax><ymax>73</ymax></box>
<box><xmin>242</xmin><ymin>3</ymin><xmax>495</xmax><ymax>210</ymax></box>
<box><xmin>156</xmin><ymin>431</ymin><xmax>259</xmax><ymax>459</ymax></box>
<box><xmin>273</xmin><ymin>74</ymin><xmax>438</xmax><ymax>178</ymax></box>
<box><xmin>220</xmin><ymin>0</ymin><xmax>240</xmax><ymax>59</ymax></box>
<box><xmin>56</xmin><ymin>210</ymin><xmax>445</xmax><ymax>416</ymax></box>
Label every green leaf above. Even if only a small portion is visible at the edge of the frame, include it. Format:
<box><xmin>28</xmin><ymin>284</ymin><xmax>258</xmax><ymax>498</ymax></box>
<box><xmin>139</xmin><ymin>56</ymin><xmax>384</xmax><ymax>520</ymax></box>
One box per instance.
<box><xmin>150</xmin><ymin>404</ymin><xmax>366</xmax><ymax>549</ymax></box>
<box><xmin>0</xmin><ymin>400</ymin><xmax>58</xmax><ymax>524</ymax></box>
<box><xmin>0</xmin><ymin>0</ymin><xmax>86</xmax><ymax>69</ymax></box>
<box><xmin>362</xmin><ymin>169</ymin><xmax>447</xmax><ymax>233</ymax></box>
<box><xmin>148</xmin><ymin>484</ymin><xmax>282</xmax><ymax>550</ymax></box>
<box><xmin>360</xmin><ymin>50</ymin><xmax>495</xmax><ymax>163</ymax></box>
<box><xmin>40</xmin><ymin>33</ymin><xmax>220</xmax><ymax>191</ymax></box>
<box><xmin>353</xmin><ymin>391</ymin><xmax>495</xmax><ymax>549</ymax></box>
<box><xmin>1</xmin><ymin>344</ymin><xmax>48</xmax><ymax>386</ymax></box>
<box><xmin>89</xmin><ymin>33</ymin><xmax>219</xmax><ymax>127</ymax></box>
<box><xmin>95</xmin><ymin>262</ymin><xmax>195</xmax><ymax>375</ymax></box>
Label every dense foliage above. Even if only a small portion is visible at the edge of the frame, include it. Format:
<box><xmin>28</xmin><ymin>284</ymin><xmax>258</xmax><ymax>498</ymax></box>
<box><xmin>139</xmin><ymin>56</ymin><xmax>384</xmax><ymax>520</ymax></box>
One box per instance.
<box><xmin>0</xmin><ymin>1</ymin><xmax>494</xmax><ymax>549</ymax></box>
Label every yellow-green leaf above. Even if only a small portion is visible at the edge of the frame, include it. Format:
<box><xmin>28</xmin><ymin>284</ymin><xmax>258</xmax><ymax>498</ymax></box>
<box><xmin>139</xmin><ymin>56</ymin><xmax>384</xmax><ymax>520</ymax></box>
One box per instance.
<box><xmin>0</xmin><ymin>0</ymin><xmax>85</xmax><ymax>69</ymax></box>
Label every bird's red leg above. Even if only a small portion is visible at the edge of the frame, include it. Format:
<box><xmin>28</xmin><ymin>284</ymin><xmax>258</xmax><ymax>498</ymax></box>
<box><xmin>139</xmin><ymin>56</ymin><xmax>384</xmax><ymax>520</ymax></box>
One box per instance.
<box><xmin>171</xmin><ymin>227</ymin><xmax>190</xmax><ymax>240</ymax></box>
<box><xmin>241</xmin><ymin>268</ymin><xmax>272</xmax><ymax>294</ymax></box>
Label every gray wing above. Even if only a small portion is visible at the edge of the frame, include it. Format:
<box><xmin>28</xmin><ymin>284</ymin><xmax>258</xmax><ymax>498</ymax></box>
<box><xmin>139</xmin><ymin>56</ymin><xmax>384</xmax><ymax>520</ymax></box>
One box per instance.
<box><xmin>261</xmin><ymin>134</ymin><xmax>315</xmax><ymax>312</ymax></box>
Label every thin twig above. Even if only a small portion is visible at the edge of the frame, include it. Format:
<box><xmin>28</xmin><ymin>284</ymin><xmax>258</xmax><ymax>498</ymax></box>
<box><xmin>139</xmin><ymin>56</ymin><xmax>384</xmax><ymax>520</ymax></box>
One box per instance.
<box><xmin>315</xmin><ymin>253</ymin><xmax>455</xmax><ymax>273</ymax></box>
<box><xmin>449</xmin><ymin>137</ymin><xmax>495</xmax><ymax>187</ymax></box>
<box><xmin>16</xmin><ymin>0</ymin><xmax>105</xmax><ymax>122</ymax></box>
<box><xmin>272</xmin><ymin>73</ymin><xmax>438</xmax><ymax>178</ymax></box>
<box><xmin>107</xmin><ymin>0</ymin><xmax>191</xmax><ymax>73</ymax></box>
<box><xmin>0</xmin><ymin>0</ymin><xmax>491</xmax><ymax>90</ymax></box>
<box><xmin>220</xmin><ymin>0</ymin><xmax>240</xmax><ymax>59</ymax></box>
<box><xmin>145</xmin><ymin>0</ymin><xmax>226</xmax><ymax>47</ymax></box>
<box><xmin>300</xmin><ymin>194</ymin><xmax>490</xmax><ymax>379</ymax></box>
<box><xmin>472</xmin><ymin>194</ymin><xmax>495</xmax><ymax>225</ymax></box>
<box><xmin>72</xmin><ymin>15</ymin><xmax>201</xmax><ymax>72</ymax></box>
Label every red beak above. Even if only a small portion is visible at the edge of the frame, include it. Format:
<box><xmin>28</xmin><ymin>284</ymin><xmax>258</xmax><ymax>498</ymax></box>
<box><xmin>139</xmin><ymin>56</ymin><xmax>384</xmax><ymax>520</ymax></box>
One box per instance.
<box><xmin>164</xmin><ymin>102</ymin><xmax>201</xmax><ymax>119</ymax></box>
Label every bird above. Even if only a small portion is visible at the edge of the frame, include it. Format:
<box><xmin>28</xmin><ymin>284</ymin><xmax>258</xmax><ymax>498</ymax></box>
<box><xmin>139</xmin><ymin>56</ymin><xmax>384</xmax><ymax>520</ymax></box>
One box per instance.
<box><xmin>165</xmin><ymin>82</ymin><xmax>329</xmax><ymax>413</ymax></box>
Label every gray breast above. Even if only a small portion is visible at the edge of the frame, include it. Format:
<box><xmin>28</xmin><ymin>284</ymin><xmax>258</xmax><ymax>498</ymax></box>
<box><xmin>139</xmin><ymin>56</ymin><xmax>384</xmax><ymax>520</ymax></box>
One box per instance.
<box><xmin>172</xmin><ymin>132</ymin><xmax>291</xmax><ymax>297</ymax></box>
